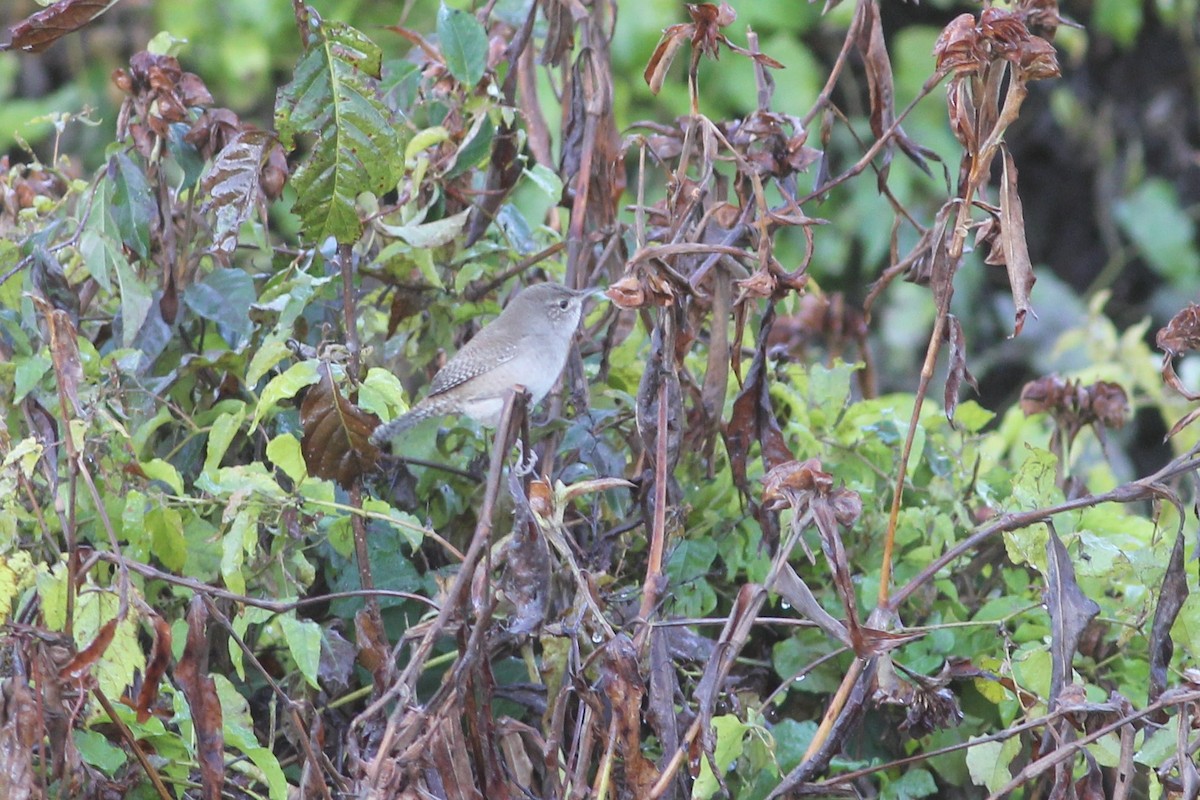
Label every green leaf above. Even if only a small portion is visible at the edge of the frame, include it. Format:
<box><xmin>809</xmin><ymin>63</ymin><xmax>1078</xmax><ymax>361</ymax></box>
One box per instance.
<box><xmin>359</xmin><ymin>367</ymin><xmax>409</xmax><ymax>419</ymax></box>
<box><xmin>275</xmin><ymin>20</ymin><xmax>400</xmax><ymax>243</ymax></box>
<box><xmin>279</xmin><ymin>613</ymin><xmax>322</xmax><ymax>689</ymax></box>
<box><xmin>1114</xmin><ymin>179</ymin><xmax>1200</xmax><ymax>283</ymax></box>
<box><xmin>524</xmin><ymin>163</ymin><xmax>564</xmax><ymax>201</ymax></box>
<box><xmin>375</xmin><ymin>208</ymin><xmax>470</xmax><ymax>248</ymax></box>
<box><xmin>246</xmin><ymin>338</ymin><xmax>293</xmax><ymax>387</ymax></box>
<box><xmin>107</xmin><ymin>153</ymin><xmax>155</xmax><ymax>260</ymax></box>
<box><xmin>883</xmin><ymin>768</ymin><xmax>937</xmax><ymax>800</ymax></box>
<box><xmin>121</xmin><ymin>490</ymin><xmax>149</xmax><ymax>561</ymax></box>
<box><xmin>75</xmin><ymin>729</ymin><xmax>127</xmax><ymax>775</ymax></box>
<box><xmin>266</xmin><ymin>433</ymin><xmax>307</xmax><ymax>483</ymax></box>
<box><xmin>362</xmin><ymin>497</ymin><xmax>425</xmax><ymax>550</ymax></box>
<box><xmin>693</xmin><ymin>714</ymin><xmax>751</xmax><ymax>799</ymax></box>
<box><xmin>146</xmin><ymin>506</ymin><xmax>186</xmax><ymax>572</ymax></box>
<box><xmin>251</xmin><ymin>359</ymin><xmax>320</xmax><ymax>431</ymax></box>
<box><xmin>167</xmin><ymin>122</ymin><xmax>207</xmax><ymax>190</ymax></box>
<box><xmin>141</xmin><ymin>458</ymin><xmax>184</xmax><ymax>496</ymax></box>
<box><xmin>113</xmin><ymin>255</ymin><xmax>153</xmax><ymax>348</ymax></box>
<box><xmin>13</xmin><ymin>353</ymin><xmax>50</xmax><ymax>402</ymax></box>
<box><xmin>437</xmin><ymin>4</ymin><xmax>488</xmax><ymax>87</ymax></box>
<box><xmin>183</xmin><ymin>268</ymin><xmax>256</xmax><ymax>347</ymax></box>
<box><xmin>221</xmin><ymin>504</ymin><xmax>259</xmax><ymax>596</ymax></box>
<box><xmin>965</xmin><ymin>737</ymin><xmax>1019</xmax><ymax>793</ymax></box>
<box><xmin>204</xmin><ymin>405</ymin><xmax>247</xmax><ymax>476</ymax></box>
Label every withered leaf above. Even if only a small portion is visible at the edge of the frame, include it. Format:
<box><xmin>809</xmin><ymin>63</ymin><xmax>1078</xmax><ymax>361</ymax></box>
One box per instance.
<box><xmin>1157</xmin><ymin>304</ymin><xmax>1200</xmax><ymax>411</ymax></box>
<box><xmin>58</xmin><ymin>618</ymin><xmax>118</xmax><ymax>681</ymax></box>
<box><xmin>934</xmin><ymin>13</ymin><xmax>985</xmax><ymax>76</ymax></box>
<box><xmin>134</xmin><ymin>611</ymin><xmax>172</xmax><ymax>723</ymax></box>
<box><xmin>726</xmin><ymin>308</ymin><xmax>792</xmax><ymax>500</ymax></box>
<box><xmin>943</xmin><ymin>314</ymin><xmax>978</xmax><ymax>423</ymax></box>
<box><xmin>999</xmin><ymin>145</ymin><xmax>1036</xmax><ymax>336</ymax></box>
<box><xmin>201</xmin><ymin>129</ymin><xmax>277</xmax><ymax>255</ymax></box>
<box><xmin>1043</xmin><ymin>523</ymin><xmax>1100</xmax><ymax>710</ymax></box>
<box><xmin>774</xmin><ymin>564</ymin><xmax>850</xmax><ymax>647</ymax></box>
<box><xmin>643</xmin><ymin>27</ymin><xmax>689</xmax><ymax>95</ymax></box>
<box><xmin>1149</xmin><ymin>526</ymin><xmax>1188</xmax><ymax>706</ymax></box>
<box><xmin>1020</xmin><ymin>34</ymin><xmax>1061</xmax><ymax>80</ymax></box>
<box><xmin>32</xmin><ymin>297</ymin><xmax>83</xmax><ymax>418</ymax></box>
<box><xmin>598</xmin><ymin>635</ymin><xmax>659</xmax><ymax>795</ymax></box>
<box><xmin>2</xmin><ymin>0</ymin><xmax>119</xmax><ymax>53</ymax></box>
<box><xmin>299</xmin><ymin>362</ymin><xmax>381</xmax><ymax>487</ymax></box>
<box><xmin>175</xmin><ymin>597</ymin><xmax>223</xmax><ymax>800</ymax></box>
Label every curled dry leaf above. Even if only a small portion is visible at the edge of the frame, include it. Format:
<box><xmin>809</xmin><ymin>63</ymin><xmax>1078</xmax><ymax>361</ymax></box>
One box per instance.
<box><xmin>57</xmin><ymin>618</ymin><xmax>118</xmax><ymax>682</ymax></box>
<box><xmin>2</xmin><ymin>0</ymin><xmax>119</xmax><ymax>54</ymax></box>
<box><xmin>735</xmin><ymin>269</ymin><xmax>776</xmax><ymax>302</ymax></box>
<box><xmin>175</xmin><ymin>597</ymin><xmax>224</xmax><ymax>800</ymax></box>
<box><xmin>999</xmin><ymin>146</ymin><xmax>1036</xmax><ymax>336</ymax></box>
<box><xmin>1157</xmin><ymin>303</ymin><xmax>1200</xmax><ymax>402</ymax></box>
<box><xmin>762</xmin><ymin>458</ymin><xmax>834</xmax><ymax>505</ymax></box>
<box><xmin>1019</xmin><ymin>375</ymin><xmax>1128</xmax><ymax>431</ymax></box>
<box><xmin>133</xmin><ymin>612</ymin><xmax>172</xmax><ymax>723</ymax></box>
<box><xmin>934</xmin><ymin>14</ymin><xmax>986</xmax><ymax>76</ymax></box>
<box><xmin>605</xmin><ymin>270</ymin><xmax>675</xmax><ymax>309</ymax></box>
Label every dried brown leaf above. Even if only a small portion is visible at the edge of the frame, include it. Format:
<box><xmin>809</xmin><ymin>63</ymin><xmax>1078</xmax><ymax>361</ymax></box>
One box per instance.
<box><xmin>999</xmin><ymin>145</ymin><xmax>1036</xmax><ymax>336</ymax></box>
<box><xmin>2</xmin><ymin>0</ymin><xmax>119</xmax><ymax>53</ymax></box>
<box><xmin>1157</xmin><ymin>304</ymin><xmax>1200</xmax><ymax>406</ymax></box>
<box><xmin>1020</xmin><ymin>35</ymin><xmax>1061</xmax><ymax>80</ymax></box>
<box><xmin>774</xmin><ymin>564</ymin><xmax>850</xmax><ymax>647</ymax></box>
<box><xmin>1044</xmin><ymin>523</ymin><xmax>1100</xmax><ymax>710</ymax></box>
<box><xmin>1149</xmin><ymin>527</ymin><xmax>1188</xmax><ymax>706</ymax></box>
<box><xmin>134</xmin><ymin>612</ymin><xmax>172</xmax><ymax>723</ymax></box>
<box><xmin>599</xmin><ymin>635</ymin><xmax>658</xmax><ymax>795</ymax></box>
<box><xmin>37</xmin><ymin>300</ymin><xmax>83</xmax><ymax>418</ymax></box>
<box><xmin>58</xmin><ymin>618</ymin><xmax>118</xmax><ymax>681</ymax></box>
<box><xmin>943</xmin><ymin>314</ymin><xmax>978</xmax><ymax>422</ymax></box>
<box><xmin>934</xmin><ymin>13</ymin><xmax>985</xmax><ymax>76</ymax></box>
<box><xmin>0</xmin><ymin>677</ymin><xmax>38</xmax><ymax>800</ymax></box>
<box><xmin>644</xmin><ymin>27</ymin><xmax>689</xmax><ymax>95</ymax></box>
<box><xmin>299</xmin><ymin>362</ymin><xmax>381</xmax><ymax>487</ymax></box>
<box><xmin>175</xmin><ymin>596</ymin><xmax>223</xmax><ymax>800</ymax></box>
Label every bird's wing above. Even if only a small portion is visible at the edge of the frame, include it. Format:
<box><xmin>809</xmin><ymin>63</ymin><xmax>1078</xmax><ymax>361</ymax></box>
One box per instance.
<box><xmin>427</xmin><ymin>338</ymin><xmax>518</xmax><ymax>396</ymax></box>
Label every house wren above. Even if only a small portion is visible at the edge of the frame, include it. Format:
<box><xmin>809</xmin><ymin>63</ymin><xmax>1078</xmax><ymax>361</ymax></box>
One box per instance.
<box><xmin>369</xmin><ymin>283</ymin><xmax>592</xmax><ymax>445</ymax></box>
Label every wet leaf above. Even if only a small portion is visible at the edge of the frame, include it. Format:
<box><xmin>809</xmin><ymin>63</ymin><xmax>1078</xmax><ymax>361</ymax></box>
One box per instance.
<box><xmin>299</xmin><ymin>362</ymin><xmax>381</xmax><ymax>487</ymax></box>
<box><xmin>201</xmin><ymin>129</ymin><xmax>276</xmax><ymax>255</ymax></box>
<box><xmin>275</xmin><ymin>19</ymin><xmax>401</xmax><ymax>244</ymax></box>
<box><xmin>2</xmin><ymin>0</ymin><xmax>120</xmax><ymax>54</ymax></box>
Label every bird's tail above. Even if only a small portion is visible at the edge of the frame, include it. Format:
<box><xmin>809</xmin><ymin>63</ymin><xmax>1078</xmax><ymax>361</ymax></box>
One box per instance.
<box><xmin>368</xmin><ymin>405</ymin><xmax>437</xmax><ymax>446</ymax></box>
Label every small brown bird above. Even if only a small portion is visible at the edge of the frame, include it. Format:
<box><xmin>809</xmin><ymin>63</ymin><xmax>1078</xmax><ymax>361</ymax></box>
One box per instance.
<box><xmin>369</xmin><ymin>283</ymin><xmax>593</xmax><ymax>445</ymax></box>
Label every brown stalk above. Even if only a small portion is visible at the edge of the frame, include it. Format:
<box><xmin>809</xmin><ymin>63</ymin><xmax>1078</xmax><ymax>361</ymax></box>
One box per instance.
<box><xmin>635</xmin><ymin>379</ymin><xmax>671</xmax><ymax>643</ymax></box>
<box><xmin>92</xmin><ymin>687</ymin><xmax>173</xmax><ymax>800</ymax></box>
<box><xmin>362</xmin><ymin>389</ymin><xmax>526</xmax><ymax>788</ymax></box>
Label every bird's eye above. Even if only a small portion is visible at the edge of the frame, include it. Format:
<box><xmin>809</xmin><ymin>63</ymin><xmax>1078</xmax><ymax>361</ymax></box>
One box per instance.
<box><xmin>559</xmin><ymin>299</ymin><xmax>569</xmax><ymax>309</ymax></box>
